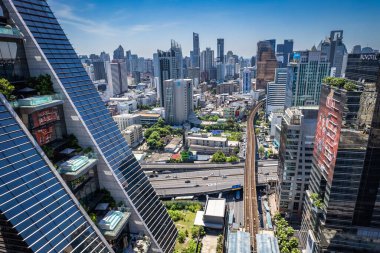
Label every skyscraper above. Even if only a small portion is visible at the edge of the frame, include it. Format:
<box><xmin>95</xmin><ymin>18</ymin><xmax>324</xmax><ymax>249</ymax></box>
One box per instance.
<box><xmin>0</xmin><ymin>1</ymin><xmax>177</xmax><ymax>252</ymax></box>
<box><xmin>164</xmin><ymin>79</ymin><xmax>193</xmax><ymax>125</ymax></box>
<box><xmin>277</xmin><ymin>107</ymin><xmax>318</xmax><ymax>224</ymax></box>
<box><xmin>242</xmin><ymin>68</ymin><xmax>252</xmax><ymax>93</ymax></box>
<box><xmin>106</xmin><ymin>61</ymin><xmax>128</xmax><ymax>96</ymax></box>
<box><xmin>93</xmin><ymin>61</ymin><xmax>107</xmax><ymax>81</ymax></box>
<box><xmin>157</xmin><ymin>50</ymin><xmax>172</xmax><ymax>106</ymax></box>
<box><xmin>192</xmin><ymin>32</ymin><xmax>200</xmax><ymax>68</ymax></box>
<box><xmin>256</xmin><ymin>40</ymin><xmax>278</xmax><ymax>90</ymax></box>
<box><xmin>300</xmin><ymin>78</ymin><xmax>380</xmax><ymax>252</ymax></box>
<box><xmin>266</xmin><ymin>68</ymin><xmax>287</xmax><ymax>115</ymax></box>
<box><xmin>113</xmin><ymin>45</ymin><xmax>125</xmax><ymax>60</ymax></box>
<box><xmin>201</xmin><ymin>47</ymin><xmax>214</xmax><ymax>82</ymax></box>
<box><xmin>277</xmin><ymin>39</ymin><xmax>294</xmax><ymax>68</ymax></box>
<box><xmin>285</xmin><ymin>50</ymin><xmax>330</xmax><ymax>107</ymax></box>
<box><xmin>345</xmin><ymin>53</ymin><xmax>380</xmax><ymax>83</ymax></box>
<box><xmin>318</xmin><ymin>30</ymin><xmax>347</xmax><ymax>77</ymax></box>
<box><xmin>217</xmin><ymin>38</ymin><xmax>224</xmax><ymax>63</ymax></box>
<box><xmin>170</xmin><ymin>39</ymin><xmax>183</xmax><ymax>79</ymax></box>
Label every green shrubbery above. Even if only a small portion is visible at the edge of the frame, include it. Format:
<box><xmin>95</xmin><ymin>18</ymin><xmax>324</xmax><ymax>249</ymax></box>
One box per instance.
<box><xmin>323</xmin><ymin>77</ymin><xmax>358</xmax><ymax>91</ymax></box>
<box><xmin>144</xmin><ymin>118</ymin><xmax>183</xmax><ymax>150</ymax></box>
<box><xmin>165</xmin><ymin>201</ymin><xmax>202</xmax><ymax>213</ymax></box>
<box><xmin>273</xmin><ymin>213</ymin><xmax>300</xmax><ymax>253</ymax></box>
<box><xmin>0</xmin><ymin>78</ymin><xmax>15</xmax><ymax>100</ymax></box>
<box><xmin>310</xmin><ymin>193</ymin><xmax>324</xmax><ymax>209</ymax></box>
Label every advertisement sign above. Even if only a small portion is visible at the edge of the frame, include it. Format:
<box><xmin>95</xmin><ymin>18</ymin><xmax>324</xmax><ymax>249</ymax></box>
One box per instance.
<box><xmin>31</xmin><ymin>107</ymin><xmax>60</xmax><ymax>128</ymax></box>
<box><xmin>33</xmin><ymin>125</ymin><xmax>55</xmax><ymax>145</ymax></box>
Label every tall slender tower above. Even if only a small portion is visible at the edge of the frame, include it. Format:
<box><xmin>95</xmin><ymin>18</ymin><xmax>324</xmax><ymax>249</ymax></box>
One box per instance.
<box><xmin>192</xmin><ymin>32</ymin><xmax>200</xmax><ymax>68</ymax></box>
<box><xmin>1</xmin><ymin>1</ymin><xmax>177</xmax><ymax>252</ymax></box>
<box><xmin>217</xmin><ymin>38</ymin><xmax>224</xmax><ymax>63</ymax></box>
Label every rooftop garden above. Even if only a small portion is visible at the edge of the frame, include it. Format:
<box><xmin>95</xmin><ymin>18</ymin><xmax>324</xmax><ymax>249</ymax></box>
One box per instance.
<box><xmin>211</xmin><ymin>150</ymin><xmax>239</xmax><ymax>163</ymax></box>
<box><xmin>323</xmin><ymin>77</ymin><xmax>358</xmax><ymax>91</ymax></box>
<box><xmin>310</xmin><ymin>193</ymin><xmax>324</xmax><ymax>209</ymax></box>
<box><xmin>164</xmin><ymin>201</ymin><xmax>204</xmax><ymax>253</ymax></box>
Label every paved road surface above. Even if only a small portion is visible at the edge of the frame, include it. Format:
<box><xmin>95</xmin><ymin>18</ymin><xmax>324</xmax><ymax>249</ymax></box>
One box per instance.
<box><xmin>141</xmin><ymin>162</ymin><xmax>244</xmax><ymax>171</ymax></box>
<box><xmin>147</xmin><ymin>168</ymin><xmax>244</xmax><ymax>196</ymax></box>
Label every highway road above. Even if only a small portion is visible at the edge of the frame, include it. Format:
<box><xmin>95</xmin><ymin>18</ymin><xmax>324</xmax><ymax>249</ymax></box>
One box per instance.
<box><xmin>146</xmin><ymin>168</ymin><xmax>244</xmax><ymax>196</ymax></box>
<box><xmin>244</xmin><ymin>101</ymin><xmax>264</xmax><ymax>252</ymax></box>
<box><xmin>141</xmin><ymin>162</ymin><xmax>244</xmax><ymax>171</ymax></box>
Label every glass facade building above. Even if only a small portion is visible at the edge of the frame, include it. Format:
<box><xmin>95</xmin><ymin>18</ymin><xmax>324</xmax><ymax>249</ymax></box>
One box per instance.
<box><xmin>300</xmin><ymin>81</ymin><xmax>380</xmax><ymax>252</ymax></box>
<box><xmin>0</xmin><ymin>94</ymin><xmax>111</xmax><ymax>253</ymax></box>
<box><xmin>285</xmin><ymin>50</ymin><xmax>330</xmax><ymax>107</ymax></box>
<box><xmin>1</xmin><ymin>0</ymin><xmax>177</xmax><ymax>252</ymax></box>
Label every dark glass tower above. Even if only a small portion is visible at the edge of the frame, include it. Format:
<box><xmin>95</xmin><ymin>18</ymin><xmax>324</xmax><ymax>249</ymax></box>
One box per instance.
<box><xmin>192</xmin><ymin>32</ymin><xmax>200</xmax><ymax>68</ymax></box>
<box><xmin>300</xmin><ymin>78</ymin><xmax>380</xmax><ymax>252</ymax></box>
<box><xmin>217</xmin><ymin>38</ymin><xmax>224</xmax><ymax>63</ymax></box>
<box><xmin>1</xmin><ymin>0</ymin><xmax>177</xmax><ymax>252</ymax></box>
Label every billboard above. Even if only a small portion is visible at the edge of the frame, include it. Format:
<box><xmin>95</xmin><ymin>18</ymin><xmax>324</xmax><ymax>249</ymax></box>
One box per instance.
<box><xmin>313</xmin><ymin>86</ymin><xmax>343</xmax><ymax>184</ymax></box>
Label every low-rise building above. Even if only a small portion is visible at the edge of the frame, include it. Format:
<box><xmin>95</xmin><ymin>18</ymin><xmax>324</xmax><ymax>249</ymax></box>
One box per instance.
<box><xmin>187</xmin><ymin>133</ymin><xmax>230</xmax><ymax>154</ymax></box>
<box><xmin>194</xmin><ymin>198</ymin><xmax>226</xmax><ymax>229</ymax></box>
<box><xmin>135</xmin><ymin>112</ymin><xmax>161</xmax><ymax>125</ymax></box>
<box><xmin>113</xmin><ymin>114</ymin><xmax>141</xmax><ymax>131</ymax></box>
<box><xmin>164</xmin><ymin>137</ymin><xmax>183</xmax><ymax>153</ymax></box>
<box><xmin>122</xmin><ymin>124</ymin><xmax>143</xmax><ymax>148</ymax></box>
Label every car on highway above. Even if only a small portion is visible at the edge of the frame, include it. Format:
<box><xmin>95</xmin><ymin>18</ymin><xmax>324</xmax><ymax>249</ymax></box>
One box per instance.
<box><xmin>222</xmin><ymin>175</ymin><xmax>227</xmax><ymax>178</ymax></box>
<box><xmin>185</xmin><ymin>180</ymin><xmax>191</xmax><ymax>183</ymax></box>
<box><xmin>202</xmin><ymin>176</ymin><xmax>208</xmax><ymax>180</ymax></box>
<box><xmin>194</xmin><ymin>184</ymin><xmax>200</xmax><ymax>187</ymax></box>
<box><xmin>165</xmin><ymin>175</ymin><xmax>171</xmax><ymax>178</ymax></box>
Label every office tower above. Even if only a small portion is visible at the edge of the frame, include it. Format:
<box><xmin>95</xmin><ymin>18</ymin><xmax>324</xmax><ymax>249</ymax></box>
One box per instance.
<box><xmin>345</xmin><ymin>53</ymin><xmax>380</xmax><ymax>83</ymax></box>
<box><xmin>362</xmin><ymin>47</ymin><xmax>375</xmax><ymax>53</ymax></box>
<box><xmin>266</xmin><ymin>39</ymin><xmax>276</xmax><ymax>53</ymax></box>
<box><xmin>153</xmin><ymin>52</ymin><xmax>159</xmax><ymax>77</ymax></box>
<box><xmin>93</xmin><ymin>61</ymin><xmax>107</xmax><ymax>81</ymax></box>
<box><xmin>164</xmin><ymin>79</ymin><xmax>193</xmax><ymax>125</ymax></box>
<box><xmin>277</xmin><ymin>39</ymin><xmax>294</xmax><ymax>68</ymax></box>
<box><xmin>129</xmin><ymin>54</ymin><xmax>139</xmax><ymax>73</ymax></box>
<box><xmin>256</xmin><ymin>40</ymin><xmax>278</xmax><ymax>90</ymax></box>
<box><xmin>242</xmin><ymin>68</ymin><xmax>252</xmax><ymax>93</ymax></box>
<box><xmin>250</xmin><ymin>56</ymin><xmax>256</xmax><ymax>67</ymax></box>
<box><xmin>192</xmin><ymin>32</ymin><xmax>200</xmax><ymax>68</ymax></box>
<box><xmin>300</xmin><ymin>78</ymin><xmax>380</xmax><ymax>252</ymax></box>
<box><xmin>217</xmin><ymin>38</ymin><xmax>224</xmax><ymax>63</ymax></box>
<box><xmin>318</xmin><ymin>30</ymin><xmax>347</xmax><ymax>77</ymax></box>
<box><xmin>277</xmin><ymin>107</ymin><xmax>318</xmax><ymax>224</ymax></box>
<box><xmin>200</xmin><ymin>47</ymin><xmax>214</xmax><ymax>82</ymax></box>
<box><xmin>157</xmin><ymin>50</ymin><xmax>172</xmax><ymax>106</ymax></box>
<box><xmin>0</xmin><ymin>2</ymin><xmax>177</xmax><ymax>252</ymax></box>
<box><xmin>266</xmin><ymin>68</ymin><xmax>287</xmax><ymax>115</ymax></box>
<box><xmin>145</xmin><ymin>58</ymin><xmax>153</xmax><ymax>74</ymax></box>
<box><xmin>170</xmin><ymin>39</ymin><xmax>183</xmax><ymax>80</ymax></box>
<box><xmin>113</xmin><ymin>45</ymin><xmax>125</xmax><ymax>60</ymax></box>
<box><xmin>285</xmin><ymin>50</ymin><xmax>330</xmax><ymax>107</ymax></box>
<box><xmin>137</xmin><ymin>57</ymin><xmax>145</xmax><ymax>73</ymax></box>
<box><xmin>106</xmin><ymin>61</ymin><xmax>128</xmax><ymax>96</ymax></box>
<box><xmin>100</xmin><ymin>51</ymin><xmax>110</xmax><ymax>62</ymax></box>
<box><xmin>352</xmin><ymin>45</ymin><xmax>362</xmax><ymax>54</ymax></box>
<box><xmin>216</xmin><ymin>63</ymin><xmax>225</xmax><ymax>83</ymax></box>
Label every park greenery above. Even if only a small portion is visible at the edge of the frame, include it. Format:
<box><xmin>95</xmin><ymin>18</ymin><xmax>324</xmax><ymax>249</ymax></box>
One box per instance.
<box><xmin>203</xmin><ymin>119</ymin><xmax>242</xmax><ymax>132</ymax></box>
<box><xmin>27</xmin><ymin>74</ymin><xmax>55</xmax><ymax>95</ymax></box>
<box><xmin>137</xmin><ymin>104</ymin><xmax>153</xmax><ymax>110</ymax></box>
<box><xmin>273</xmin><ymin>213</ymin><xmax>301</xmax><ymax>253</ymax></box>
<box><xmin>310</xmin><ymin>193</ymin><xmax>324</xmax><ymax>209</ymax></box>
<box><xmin>165</xmin><ymin>201</ymin><xmax>204</xmax><ymax>253</ymax></box>
<box><xmin>225</xmin><ymin>131</ymin><xmax>242</xmax><ymax>141</ymax></box>
<box><xmin>199</xmin><ymin>114</ymin><xmax>219</xmax><ymax>122</ymax></box>
<box><xmin>144</xmin><ymin>118</ymin><xmax>183</xmax><ymax>150</ymax></box>
<box><xmin>211</xmin><ymin>150</ymin><xmax>239</xmax><ymax>163</ymax></box>
<box><xmin>323</xmin><ymin>77</ymin><xmax>358</xmax><ymax>91</ymax></box>
<box><xmin>258</xmin><ymin>145</ymin><xmax>265</xmax><ymax>157</ymax></box>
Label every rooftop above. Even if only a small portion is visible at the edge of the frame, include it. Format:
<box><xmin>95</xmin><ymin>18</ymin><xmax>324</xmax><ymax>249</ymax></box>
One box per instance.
<box><xmin>204</xmin><ymin>198</ymin><xmax>226</xmax><ymax>217</ymax></box>
<box><xmin>227</xmin><ymin>231</ymin><xmax>251</xmax><ymax>253</ymax></box>
<box><xmin>256</xmin><ymin>233</ymin><xmax>280</xmax><ymax>253</ymax></box>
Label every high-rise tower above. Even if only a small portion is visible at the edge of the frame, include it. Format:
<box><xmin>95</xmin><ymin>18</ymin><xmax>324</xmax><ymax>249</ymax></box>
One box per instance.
<box><xmin>217</xmin><ymin>38</ymin><xmax>224</xmax><ymax>63</ymax></box>
<box><xmin>1</xmin><ymin>1</ymin><xmax>177</xmax><ymax>252</ymax></box>
<box><xmin>192</xmin><ymin>32</ymin><xmax>200</xmax><ymax>68</ymax></box>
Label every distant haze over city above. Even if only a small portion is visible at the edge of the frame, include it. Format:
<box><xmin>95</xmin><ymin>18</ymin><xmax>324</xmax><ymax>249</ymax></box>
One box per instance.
<box><xmin>50</xmin><ymin>0</ymin><xmax>380</xmax><ymax>58</ymax></box>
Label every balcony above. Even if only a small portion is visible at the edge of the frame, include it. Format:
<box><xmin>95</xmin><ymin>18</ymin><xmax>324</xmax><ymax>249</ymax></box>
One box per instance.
<box><xmin>16</xmin><ymin>94</ymin><xmax>64</xmax><ymax>113</ymax></box>
<box><xmin>58</xmin><ymin>154</ymin><xmax>98</xmax><ymax>181</ymax></box>
<box><xmin>99</xmin><ymin>209</ymin><xmax>131</xmax><ymax>241</ymax></box>
<box><xmin>0</xmin><ymin>25</ymin><xmax>22</xmax><ymax>37</ymax></box>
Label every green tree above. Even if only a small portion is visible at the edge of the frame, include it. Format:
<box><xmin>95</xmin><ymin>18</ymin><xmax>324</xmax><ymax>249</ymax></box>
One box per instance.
<box><xmin>28</xmin><ymin>74</ymin><xmax>54</xmax><ymax>95</ymax></box>
<box><xmin>227</xmin><ymin>155</ymin><xmax>239</xmax><ymax>163</ymax></box>
<box><xmin>211</xmin><ymin>150</ymin><xmax>227</xmax><ymax>163</ymax></box>
<box><xmin>255</xmin><ymin>128</ymin><xmax>260</xmax><ymax>135</ymax></box>
<box><xmin>0</xmin><ymin>78</ymin><xmax>15</xmax><ymax>100</ymax></box>
<box><xmin>178</xmin><ymin>231</ymin><xmax>186</xmax><ymax>244</ymax></box>
<box><xmin>258</xmin><ymin>145</ymin><xmax>265</xmax><ymax>157</ymax></box>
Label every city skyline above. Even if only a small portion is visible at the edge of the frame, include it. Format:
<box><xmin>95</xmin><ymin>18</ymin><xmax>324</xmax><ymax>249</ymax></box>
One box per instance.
<box><xmin>50</xmin><ymin>0</ymin><xmax>380</xmax><ymax>58</ymax></box>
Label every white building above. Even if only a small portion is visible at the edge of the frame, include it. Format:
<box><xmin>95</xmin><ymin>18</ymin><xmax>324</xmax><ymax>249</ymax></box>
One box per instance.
<box><xmin>113</xmin><ymin>114</ymin><xmax>141</xmax><ymax>131</ymax></box>
<box><xmin>187</xmin><ymin>133</ymin><xmax>230</xmax><ymax>155</ymax></box>
<box><xmin>122</xmin><ymin>124</ymin><xmax>143</xmax><ymax>148</ymax></box>
<box><xmin>164</xmin><ymin>79</ymin><xmax>193</xmax><ymax>125</ymax></box>
<box><xmin>266</xmin><ymin>68</ymin><xmax>287</xmax><ymax>115</ymax></box>
<box><xmin>106</xmin><ymin>61</ymin><xmax>128</xmax><ymax>96</ymax></box>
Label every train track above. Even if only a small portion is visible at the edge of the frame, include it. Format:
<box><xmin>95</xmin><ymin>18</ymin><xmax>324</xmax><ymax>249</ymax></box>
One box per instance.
<box><xmin>244</xmin><ymin>101</ymin><xmax>264</xmax><ymax>252</ymax></box>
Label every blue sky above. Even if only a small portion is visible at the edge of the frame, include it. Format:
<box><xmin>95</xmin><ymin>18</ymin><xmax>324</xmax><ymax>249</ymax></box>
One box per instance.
<box><xmin>49</xmin><ymin>0</ymin><xmax>380</xmax><ymax>58</ymax></box>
